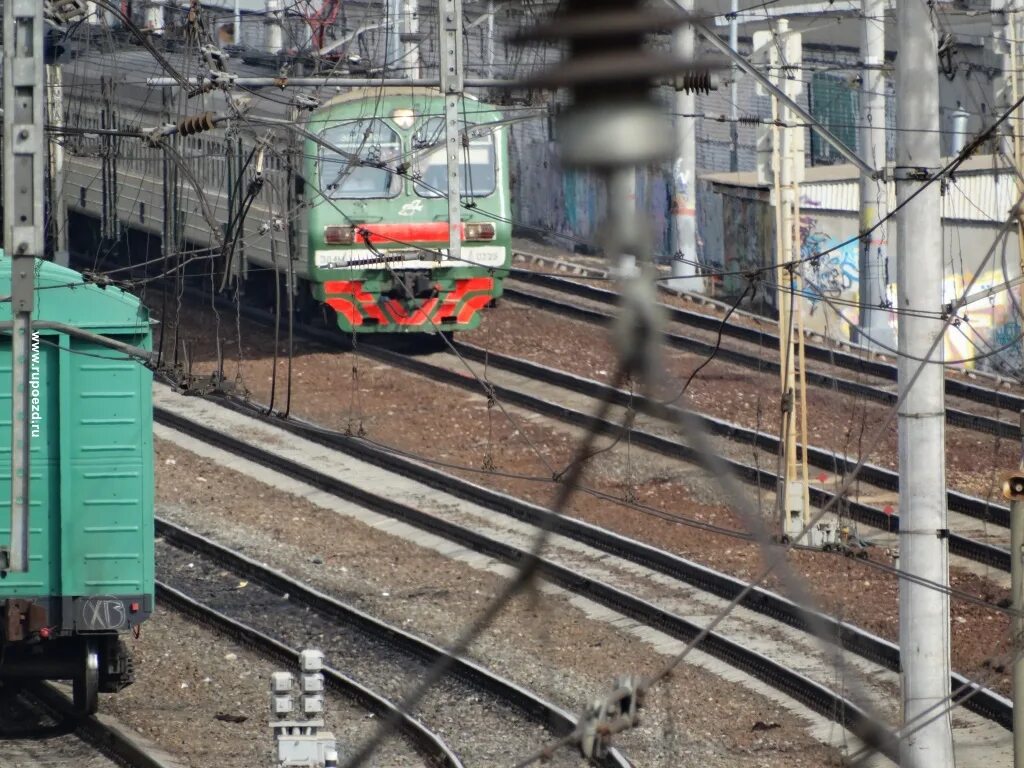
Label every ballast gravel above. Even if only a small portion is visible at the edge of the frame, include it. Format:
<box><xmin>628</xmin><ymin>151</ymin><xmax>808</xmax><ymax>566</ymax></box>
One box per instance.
<box><xmin>100</xmin><ymin>606</ymin><xmax>419</xmax><ymax>767</ymax></box>
<box><xmin>155</xmin><ymin>436</ymin><xmax>846</xmax><ymax>767</ymax></box>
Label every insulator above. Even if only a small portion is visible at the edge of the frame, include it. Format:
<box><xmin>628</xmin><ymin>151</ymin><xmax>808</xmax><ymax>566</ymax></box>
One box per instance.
<box><xmin>512</xmin><ymin>2</ymin><xmax>703</xmax><ymax>168</ymax></box>
<box><xmin>674</xmin><ymin>70</ymin><xmax>715</xmax><ymax>95</ymax></box>
<box><xmin>176</xmin><ymin>112</ymin><xmax>217</xmax><ymax>137</ymax></box>
<box><xmin>187</xmin><ymin>80</ymin><xmax>218</xmax><ymax>99</ymax></box>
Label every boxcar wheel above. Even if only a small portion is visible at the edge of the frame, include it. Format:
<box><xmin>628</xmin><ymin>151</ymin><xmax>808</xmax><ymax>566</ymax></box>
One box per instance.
<box><xmin>73</xmin><ymin>641</ymin><xmax>100</xmax><ymax>715</ymax></box>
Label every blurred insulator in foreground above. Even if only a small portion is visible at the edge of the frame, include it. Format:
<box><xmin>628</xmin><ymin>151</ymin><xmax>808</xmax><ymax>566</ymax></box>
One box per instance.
<box><xmin>512</xmin><ymin>0</ymin><xmax>714</xmax><ymax>169</ymax></box>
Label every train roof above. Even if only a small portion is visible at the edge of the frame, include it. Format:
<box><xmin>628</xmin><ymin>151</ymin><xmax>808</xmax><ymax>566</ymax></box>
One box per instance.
<box><xmin>0</xmin><ymin>257</ymin><xmax>150</xmax><ymax>332</ymax></box>
<box><xmin>60</xmin><ymin>45</ymin><xmax>503</xmax><ymax>130</ymax></box>
<box><xmin>310</xmin><ymin>87</ymin><xmax>502</xmax><ymax>123</ymax></box>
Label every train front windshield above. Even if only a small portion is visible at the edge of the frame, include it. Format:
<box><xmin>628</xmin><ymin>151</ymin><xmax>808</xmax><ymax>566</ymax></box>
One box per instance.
<box><xmin>412</xmin><ymin>117</ymin><xmax>497</xmax><ymax>198</ymax></box>
<box><xmin>320</xmin><ymin>119</ymin><xmax>402</xmax><ymax>198</ymax></box>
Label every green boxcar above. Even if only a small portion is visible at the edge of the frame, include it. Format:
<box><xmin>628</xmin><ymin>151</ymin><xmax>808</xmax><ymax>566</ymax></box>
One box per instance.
<box><xmin>0</xmin><ymin>257</ymin><xmax>153</xmax><ymax>713</ymax></box>
<box><xmin>305</xmin><ymin>88</ymin><xmax>512</xmax><ymax>333</ymax></box>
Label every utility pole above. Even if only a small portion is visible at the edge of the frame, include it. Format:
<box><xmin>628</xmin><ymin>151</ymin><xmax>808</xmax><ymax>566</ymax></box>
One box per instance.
<box><xmin>757</xmin><ymin>20</ymin><xmax>809</xmax><ymax>542</ymax></box>
<box><xmin>2</xmin><ymin>0</ymin><xmax>45</xmax><ymax>573</ymax></box>
<box><xmin>993</xmin><ymin>2</ymin><xmax>1024</xmax><ymax>277</ymax></box>
<box><xmin>485</xmin><ymin>0</ymin><xmax>495</xmax><ymax>80</ymax></box>
<box><xmin>994</xmin><ymin>0</ymin><xmax>1015</xmax><ymax>159</ymax></box>
<box><xmin>438</xmin><ymin>0</ymin><xmax>463</xmax><ymax>263</ymax></box>
<box><xmin>1003</xmin><ymin>412</ymin><xmax>1024</xmax><ymax>768</ymax></box>
<box><xmin>895</xmin><ymin>2</ymin><xmax>955</xmax><ymax>765</ymax></box>
<box><xmin>857</xmin><ymin>0</ymin><xmax>893</xmax><ymax>351</ymax></box>
<box><xmin>143</xmin><ymin>0</ymin><xmax>165</xmax><ymax>36</ymax></box>
<box><xmin>388</xmin><ymin>0</ymin><xmax>403</xmax><ymax>73</ymax></box>
<box><xmin>728</xmin><ymin>0</ymin><xmax>738</xmax><ymax>173</ymax></box>
<box><xmin>668</xmin><ymin>1</ymin><xmax>704</xmax><ymax>292</ymax></box>
<box><xmin>47</xmin><ymin>63</ymin><xmax>69</xmax><ymax>267</ymax></box>
<box><xmin>265</xmin><ymin>0</ymin><xmax>284</xmax><ymax>54</ymax></box>
<box><xmin>401</xmin><ymin>0</ymin><xmax>420</xmax><ymax>79</ymax></box>
<box><xmin>235</xmin><ymin>0</ymin><xmax>243</xmax><ymax>45</ymax></box>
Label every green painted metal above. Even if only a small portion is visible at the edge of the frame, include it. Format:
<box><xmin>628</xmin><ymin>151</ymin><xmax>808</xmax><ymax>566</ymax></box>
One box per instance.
<box><xmin>0</xmin><ymin>256</ymin><xmax>154</xmax><ymax>609</ymax></box>
<box><xmin>304</xmin><ymin>88</ymin><xmax>512</xmax><ymax>333</ymax></box>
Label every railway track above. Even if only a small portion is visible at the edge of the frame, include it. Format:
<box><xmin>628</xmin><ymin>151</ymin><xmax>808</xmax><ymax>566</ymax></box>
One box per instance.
<box><xmin>154</xmin><ymin>389</ymin><xmax>1011</xmax><ymax>763</ymax></box>
<box><xmin>154</xmin><ymin>514</ymin><xmax>630</xmax><ymax>768</ymax></box>
<box><xmin>505</xmin><ymin>266</ymin><xmax>1023</xmax><ymax>440</ymax></box>
<box><xmin>158</xmin><ymin>389</ymin><xmax>1012</xmax><ymax>734</ymax></box>
<box><xmin>0</xmin><ymin>682</ymin><xmax>179</xmax><ymax>768</ymax></box>
<box><xmin>450</xmin><ymin>339</ymin><xmax>1015</xmax><ymax>529</ymax></box>
<box><xmin>329</xmin><ymin>335</ymin><xmax>1010</xmax><ymax>572</ymax></box>
<box><xmin>439</xmin><ymin>341</ymin><xmax>1013</xmax><ymax>570</ymax></box>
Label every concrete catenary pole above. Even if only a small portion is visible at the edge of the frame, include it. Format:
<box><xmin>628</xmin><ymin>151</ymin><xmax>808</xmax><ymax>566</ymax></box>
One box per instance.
<box><xmin>770</xmin><ymin>19</ymin><xmax>809</xmax><ymax>541</ymax></box>
<box><xmin>438</xmin><ymin>0</ymin><xmax>463</xmax><ymax>263</ymax></box>
<box><xmin>485</xmin><ymin>0</ymin><xmax>495</xmax><ymax>80</ymax></box>
<box><xmin>389</xmin><ymin>0</ymin><xmax>403</xmax><ymax>73</ymax></box>
<box><xmin>728</xmin><ymin>0</ymin><xmax>739</xmax><ymax>173</ymax></box>
<box><xmin>401</xmin><ymin>0</ymin><xmax>420</xmax><ymax>79</ymax></box>
<box><xmin>895</xmin><ymin>1</ymin><xmax>955</xmax><ymax>765</ymax></box>
<box><xmin>1008</xmin><ymin>411</ymin><xmax>1024</xmax><ymax>768</ymax></box>
<box><xmin>857</xmin><ymin>0</ymin><xmax>894</xmax><ymax>350</ymax></box>
<box><xmin>2</xmin><ymin>0</ymin><xmax>45</xmax><ymax>573</ymax></box>
<box><xmin>234</xmin><ymin>0</ymin><xmax>243</xmax><ymax>45</ymax></box>
<box><xmin>143</xmin><ymin>1</ymin><xmax>165</xmax><ymax>36</ymax></box>
<box><xmin>668</xmin><ymin>0</ymin><xmax>705</xmax><ymax>292</ymax></box>
<box><xmin>47</xmin><ymin>64</ymin><xmax>69</xmax><ymax>267</ymax></box>
<box><xmin>265</xmin><ymin>0</ymin><xmax>284</xmax><ymax>54</ymax></box>
<box><xmin>994</xmin><ymin>0</ymin><xmax>1015</xmax><ymax>159</ymax></box>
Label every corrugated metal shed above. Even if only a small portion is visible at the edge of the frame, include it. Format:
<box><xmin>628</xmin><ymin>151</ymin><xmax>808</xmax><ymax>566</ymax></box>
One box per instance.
<box><xmin>703</xmin><ymin>153</ymin><xmax>1020</xmax><ymax>223</ymax></box>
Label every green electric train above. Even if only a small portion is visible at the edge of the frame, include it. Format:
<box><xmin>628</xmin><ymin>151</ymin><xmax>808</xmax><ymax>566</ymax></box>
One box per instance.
<box><xmin>62</xmin><ymin>52</ymin><xmax>514</xmax><ymax>337</ymax></box>
<box><xmin>304</xmin><ymin>88</ymin><xmax>512</xmax><ymax>333</ymax></box>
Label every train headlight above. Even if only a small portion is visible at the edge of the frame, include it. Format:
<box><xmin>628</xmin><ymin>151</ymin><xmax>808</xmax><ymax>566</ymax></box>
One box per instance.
<box><xmin>464</xmin><ymin>222</ymin><xmax>496</xmax><ymax>241</ymax></box>
<box><xmin>392</xmin><ymin>109</ymin><xmax>416</xmax><ymax>129</ymax></box>
<box><xmin>324</xmin><ymin>225</ymin><xmax>355</xmax><ymax>245</ymax></box>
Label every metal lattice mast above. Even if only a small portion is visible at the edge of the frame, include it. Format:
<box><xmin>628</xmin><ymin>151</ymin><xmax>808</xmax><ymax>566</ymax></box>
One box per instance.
<box><xmin>759</xmin><ymin>20</ymin><xmax>808</xmax><ymax>541</ymax></box>
<box><xmin>857</xmin><ymin>0</ymin><xmax>893</xmax><ymax>350</ymax></box>
<box><xmin>439</xmin><ymin>0</ymin><xmax>463</xmax><ymax>263</ymax></box>
<box><xmin>2</xmin><ymin>0</ymin><xmax>45</xmax><ymax>573</ymax></box>
<box><xmin>895</xmin><ymin>1</ymin><xmax>955</xmax><ymax>765</ymax></box>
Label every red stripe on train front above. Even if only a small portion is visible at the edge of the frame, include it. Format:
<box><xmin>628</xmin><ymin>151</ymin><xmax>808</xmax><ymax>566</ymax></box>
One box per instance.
<box><xmin>356</xmin><ymin>222</ymin><xmax>463</xmax><ymax>244</ymax></box>
<box><xmin>325</xmin><ymin>277</ymin><xmax>495</xmax><ymax>327</ymax></box>
<box><xmin>324</xmin><ymin>280</ymin><xmax>386</xmax><ymax>325</ymax></box>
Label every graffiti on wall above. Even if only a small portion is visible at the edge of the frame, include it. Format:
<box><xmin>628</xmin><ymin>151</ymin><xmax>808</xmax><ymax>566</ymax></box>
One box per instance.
<box><xmin>942</xmin><ymin>270</ymin><xmax>1024</xmax><ymax>373</ymax></box>
<box><xmin>794</xmin><ymin>215</ymin><xmax>861</xmax><ymax>338</ymax></box>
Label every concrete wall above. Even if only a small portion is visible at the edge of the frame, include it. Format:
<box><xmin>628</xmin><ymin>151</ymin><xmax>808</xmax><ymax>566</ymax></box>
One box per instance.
<box><xmin>712</xmin><ymin>186</ymin><xmax>1023</xmax><ymax>374</ymax></box>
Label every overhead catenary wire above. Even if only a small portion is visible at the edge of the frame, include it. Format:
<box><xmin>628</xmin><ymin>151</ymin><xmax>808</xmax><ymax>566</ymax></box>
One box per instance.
<box><xmin>49</xmin><ymin>7</ymin><xmax>1024</xmax><ymax>768</ymax></box>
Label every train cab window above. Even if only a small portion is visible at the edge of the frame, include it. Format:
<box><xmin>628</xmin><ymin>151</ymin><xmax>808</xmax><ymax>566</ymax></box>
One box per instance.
<box><xmin>411</xmin><ymin>118</ymin><xmax>497</xmax><ymax>198</ymax></box>
<box><xmin>320</xmin><ymin>119</ymin><xmax>402</xmax><ymax>198</ymax></box>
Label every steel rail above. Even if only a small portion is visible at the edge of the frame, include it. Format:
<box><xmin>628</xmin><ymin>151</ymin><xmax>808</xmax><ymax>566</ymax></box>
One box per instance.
<box><xmin>158</xmin><ymin>283</ymin><xmax>1012</xmax><ymax>729</ymax></box>
<box><xmin>157</xmin><ymin>406</ymin><xmax>961</xmax><ymax>759</ymax></box>
<box><xmin>154</xmin><ymin>515</ymin><xmax>631</xmax><ymax>768</ymax></box>
<box><xmin>15</xmin><ymin>683</ymin><xmax>180</xmax><ymax>768</ymax></box>
<box><xmin>191</xmin><ymin>391</ymin><xmax>1014</xmax><ymax>731</ymax></box>
<box><xmin>505</xmin><ymin>268</ymin><xmax>1021</xmax><ymax>439</ymax></box>
<box><xmin>343</xmin><ymin>343</ymin><xmax>1011</xmax><ymax>571</ymax></box>
<box><xmin>154</xmin><ymin>581</ymin><xmax>465</xmax><ymax>768</ymax></box>
<box><xmin>450</xmin><ymin>340</ymin><xmax>1014</xmax><ymax>531</ymax></box>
